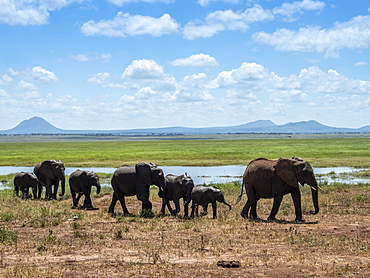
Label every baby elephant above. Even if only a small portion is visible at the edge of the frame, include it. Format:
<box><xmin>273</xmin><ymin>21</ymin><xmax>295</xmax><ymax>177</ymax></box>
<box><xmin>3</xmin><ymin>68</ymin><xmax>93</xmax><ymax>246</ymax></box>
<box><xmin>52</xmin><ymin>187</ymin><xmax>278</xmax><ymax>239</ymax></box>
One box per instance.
<box><xmin>69</xmin><ymin>170</ymin><xmax>101</xmax><ymax>210</ymax></box>
<box><xmin>190</xmin><ymin>185</ymin><xmax>232</xmax><ymax>219</ymax></box>
<box><xmin>14</xmin><ymin>172</ymin><xmax>39</xmax><ymax>199</ymax></box>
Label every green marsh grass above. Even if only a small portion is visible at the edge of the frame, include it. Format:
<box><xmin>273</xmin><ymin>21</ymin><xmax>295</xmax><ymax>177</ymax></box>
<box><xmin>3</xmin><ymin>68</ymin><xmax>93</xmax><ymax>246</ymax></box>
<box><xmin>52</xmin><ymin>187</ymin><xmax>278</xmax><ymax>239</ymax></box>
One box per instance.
<box><xmin>1</xmin><ymin>137</ymin><xmax>370</xmax><ymax>167</ymax></box>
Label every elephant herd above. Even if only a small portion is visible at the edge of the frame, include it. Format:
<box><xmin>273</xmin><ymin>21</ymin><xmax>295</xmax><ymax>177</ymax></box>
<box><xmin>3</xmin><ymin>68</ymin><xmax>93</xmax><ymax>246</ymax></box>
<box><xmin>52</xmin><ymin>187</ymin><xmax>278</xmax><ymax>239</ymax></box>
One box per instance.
<box><xmin>13</xmin><ymin>157</ymin><xmax>320</xmax><ymax>222</ymax></box>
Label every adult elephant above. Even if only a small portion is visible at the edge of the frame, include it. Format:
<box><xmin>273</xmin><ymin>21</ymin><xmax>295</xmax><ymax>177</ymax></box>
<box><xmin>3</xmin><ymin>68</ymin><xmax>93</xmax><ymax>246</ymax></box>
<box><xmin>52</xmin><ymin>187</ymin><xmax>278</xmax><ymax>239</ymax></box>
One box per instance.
<box><xmin>160</xmin><ymin>173</ymin><xmax>194</xmax><ymax>218</ymax></box>
<box><xmin>34</xmin><ymin>160</ymin><xmax>65</xmax><ymax>200</ymax></box>
<box><xmin>237</xmin><ymin>157</ymin><xmax>320</xmax><ymax>222</ymax></box>
<box><xmin>69</xmin><ymin>170</ymin><xmax>101</xmax><ymax>209</ymax></box>
<box><xmin>108</xmin><ymin>162</ymin><xmax>166</xmax><ymax>216</ymax></box>
<box><xmin>14</xmin><ymin>172</ymin><xmax>39</xmax><ymax>199</ymax></box>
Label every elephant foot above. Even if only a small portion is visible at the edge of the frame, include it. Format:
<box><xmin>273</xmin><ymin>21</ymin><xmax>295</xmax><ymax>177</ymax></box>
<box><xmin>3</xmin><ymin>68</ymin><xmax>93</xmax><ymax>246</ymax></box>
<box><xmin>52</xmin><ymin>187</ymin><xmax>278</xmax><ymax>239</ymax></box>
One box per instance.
<box><xmin>200</xmin><ymin>211</ymin><xmax>208</xmax><ymax>217</ymax></box>
<box><xmin>80</xmin><ymin>204</ymin><xmax>98</xmax><ymax>210</ymax></box>
<box><xmin>267</xmin><ymin>216</ymin><xmax>277</xmax><ymax>222</ymax></box>
<box><xmin>240</xmin><ymin>213</ymin><xmax>248</xmax><ymax>219</ymax></box>
<box><xmin>183</xmin><ymin>215</ymin><xmax>191</xmax><ymax>220</ymax></box>
<box><xmin>170</xmin><ymin>209</ymin><xmax>178</xmax><ymax>216</ymax></box>
<box><xmin>295</xmin><ymin>218</ymin><xmax>305</xmax><ymax>223</ymax></box>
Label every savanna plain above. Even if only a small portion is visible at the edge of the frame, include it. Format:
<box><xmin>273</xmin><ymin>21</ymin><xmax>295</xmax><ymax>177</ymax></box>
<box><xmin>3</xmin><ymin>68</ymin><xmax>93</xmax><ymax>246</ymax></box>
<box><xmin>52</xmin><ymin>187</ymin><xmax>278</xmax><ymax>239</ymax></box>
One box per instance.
<box><xmin>0</xmin><ymin>135</ymin><xmax>369</xmax><ymax>277</ymax></box>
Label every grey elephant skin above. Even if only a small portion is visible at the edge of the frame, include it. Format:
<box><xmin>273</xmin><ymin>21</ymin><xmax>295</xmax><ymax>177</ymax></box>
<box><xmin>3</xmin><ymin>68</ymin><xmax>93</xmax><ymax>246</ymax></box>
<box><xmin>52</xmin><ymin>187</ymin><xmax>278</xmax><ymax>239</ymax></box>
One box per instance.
<box><xmin>161</xmin><ymin>173</ymin><xmax>194</xmax><ymax>218</ymax></box>
<box><xmin>34</xmin><ymin>160</ymin><xmax>65</xmax><ymax>200</ymax></box>
<box><xmin>108</xmin><ymin>162</ymin><xmax>166</xmax><ymax>216</ymax></box>
<box><xmin>238</xmin><ymin>157</ymin><xmax>320</xmax><ymax>222</ymax></box>
<box><xmin>69</xmin><ymin>170</ymin><xmax>101</xmax><ymax>209</ymax></box>
<box><xmin>190</xmin><ymin>185</ymin><xmax>232</xmax><ymax>219</ymax></box>
<box><xmin>14</xmin><ymin>172</ymin><xmax>39</xmax><ymax>199</ymax></box>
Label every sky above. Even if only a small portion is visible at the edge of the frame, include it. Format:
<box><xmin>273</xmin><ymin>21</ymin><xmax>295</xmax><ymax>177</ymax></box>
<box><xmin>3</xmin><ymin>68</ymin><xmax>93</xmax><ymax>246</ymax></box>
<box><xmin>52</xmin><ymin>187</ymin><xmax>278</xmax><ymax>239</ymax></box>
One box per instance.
<box><xmin>1</xmin><ymin>0</ymin><xmax>370</xmax><ymax>130</ymax></box>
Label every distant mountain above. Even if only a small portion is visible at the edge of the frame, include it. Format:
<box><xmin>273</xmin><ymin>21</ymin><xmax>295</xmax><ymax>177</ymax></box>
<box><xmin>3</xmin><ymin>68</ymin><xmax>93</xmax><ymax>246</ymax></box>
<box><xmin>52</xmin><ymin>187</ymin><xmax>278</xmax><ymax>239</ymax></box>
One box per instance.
<box><xmin>0</xmin><ymin>117</ymin><xmax>369</xmax><ymax>135</ymax></box>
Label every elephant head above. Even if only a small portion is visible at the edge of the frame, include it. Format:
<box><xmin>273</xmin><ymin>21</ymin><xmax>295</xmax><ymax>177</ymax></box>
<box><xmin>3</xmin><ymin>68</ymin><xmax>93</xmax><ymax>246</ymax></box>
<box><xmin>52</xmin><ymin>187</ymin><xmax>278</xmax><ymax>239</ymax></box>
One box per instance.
<box><xmin>181</xmin><ymin>173</ymin><xmax>194</xmax><ymax>206</ymax></box>
<box><xmin>135</xmin><ymin>162</ymin><xmax>166</xmax><ymax>191</ymax></box>
<box><xmin>274</xmin><ymin>157</ymin><xmax>319</xmax><ymax>215</ymax></box>
<box><xmin>213</xmin><ymin>187</ymin><xmax>232</xmax><ymax>210</ymax></box>
<box><xmin>84</xmin><ymin>171</ymin><xmax>101</xmax><ymax>194</ymax></box>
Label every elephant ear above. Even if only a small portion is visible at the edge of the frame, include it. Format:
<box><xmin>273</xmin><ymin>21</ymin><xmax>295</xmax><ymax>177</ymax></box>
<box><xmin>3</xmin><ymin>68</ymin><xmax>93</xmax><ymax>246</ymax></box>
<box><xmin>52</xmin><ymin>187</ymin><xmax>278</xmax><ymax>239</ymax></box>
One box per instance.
<box><xmin>274</xmin><ymin>158</ymin><xmax>298</xmax><ymax>188</ymax></box>
<box><xmin>135</xmin><ymin>162</ymin><xmax>153</xmax><ymax>185</ymax></box>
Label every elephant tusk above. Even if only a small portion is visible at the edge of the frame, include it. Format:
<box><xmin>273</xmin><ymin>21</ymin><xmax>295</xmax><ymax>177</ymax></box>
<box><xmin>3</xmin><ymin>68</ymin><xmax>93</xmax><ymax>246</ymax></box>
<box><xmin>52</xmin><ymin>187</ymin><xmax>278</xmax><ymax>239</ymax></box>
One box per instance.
<box><xmin>309</xmin><ymin>185</ymin><xmax>317</xmax><ymax>191</ymax></box>
<box><xmin>317</xmin><ymin>185</ymin><xmax>325</xmax><ymax>192</ymax></box>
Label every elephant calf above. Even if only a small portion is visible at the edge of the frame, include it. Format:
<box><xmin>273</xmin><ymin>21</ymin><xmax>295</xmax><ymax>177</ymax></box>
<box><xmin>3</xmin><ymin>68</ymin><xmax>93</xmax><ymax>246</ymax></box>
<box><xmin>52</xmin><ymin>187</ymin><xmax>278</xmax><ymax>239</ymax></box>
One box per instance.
<box><xmin>69</xmin><ymin>170</ymin><xmax>101</xmax><ymax>210</ymax></box>
<box><xmin>161</xmin><ymin>173</ymin><xmax>194</xmax><ymax>218</ymax></box>
<box><xmin>190</xmin><ymin>185</ymin><xmax>232</xmax><ymax>219</ymax></box>
<box><xmin>14</xmin><ymin>172</ymin><xmax>38</xmax><ymax>199</ymax></box>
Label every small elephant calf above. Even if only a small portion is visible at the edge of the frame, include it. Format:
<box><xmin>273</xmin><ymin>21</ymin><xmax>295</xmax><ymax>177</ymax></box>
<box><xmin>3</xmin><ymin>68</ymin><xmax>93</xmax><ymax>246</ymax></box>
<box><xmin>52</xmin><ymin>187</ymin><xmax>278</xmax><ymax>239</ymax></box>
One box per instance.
<box><xmin>190</xmin><ymin>185</ymin><xmax>232</xmax><ymax>219</ymax></box>
<box><xmin>69</xmin><ymin>170</ymin><xmax>101</xmax><ymax>210</ymax></box>
<box><xmin>14</xmin><ymin>172</ymin><xmax>39</xmax><ymax>199</ymax></box>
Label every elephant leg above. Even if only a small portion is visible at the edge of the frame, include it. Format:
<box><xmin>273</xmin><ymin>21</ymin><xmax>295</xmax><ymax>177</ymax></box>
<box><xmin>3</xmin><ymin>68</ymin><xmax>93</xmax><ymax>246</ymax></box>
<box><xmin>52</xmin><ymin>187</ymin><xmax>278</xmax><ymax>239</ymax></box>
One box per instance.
<box><xmin>160</xmin><ymin>198</ymin><xmax>167</xmax><ymax>214</ymax></box>
<box><xmin>173</xmin><ymin>198</ymin><xmax>181</xmax><ymax>215</ymax></box>
<box><xmin>190</xmin><ymin>201</ymin><xmax>196</xmax><ymax>218</ymax></box>
<box><xmin>183</xmin><ymin>198</ymin><xmax>190</xmax><ymax>219</ymax></box>
<box><xmin>37</xmin><ymin>184</ymin><xmax>43</xmax><ymax>199</ymax></box>
<box><xmin>136</xmin><ymin>186</ymin><xmax>152</xmax><ymax>211</ymax></box>
<box><xmin>108</xmin><ymin>193</ymin><xmax>118</xmax><ymax>214</ymax></box>
<box><xmin>116</xmin><ymin>192</ymin><xmax>131</xmax><ymax>216</ymax></box>
<box><xmin>200</xmin><ymin>204</ymin><xmax>208</xmax><ymax>216</ymax></box>
<box><xmin>241</xmin><ymin>187</ymin><xmax>258</xmax><ymax>219</ymax></box>
<box><xmin>71</xmin><ymin>190</ymin><xmax>78</xmax><ymax>208</ymax></box>
<box><xmin>53</xmin><ymin>183</ymin><xmax>58</xmax><ymax>199</ymax></box>
<box><xmin>249</xmin><ymin>197</ymin><xmax>260</xmax><ymax>219</ymax></box>
<box><xmin>32</xmin><ymin>187</ymin><xmax>37</xmax><ymax>199</ymax></box>
<box><xmin>212</xmin><ymin>202</ymin><xmax>217</xmax><ymax>219</ymax></box>
<box><xmin>291</xmin><ymin>188</ymin><xmax>304</xmax><ymax>222</ymax></box>
<box><xmin>268</xmin><ymin>195</ymin><xmax>283</xmax><ymax>221</ymax></box>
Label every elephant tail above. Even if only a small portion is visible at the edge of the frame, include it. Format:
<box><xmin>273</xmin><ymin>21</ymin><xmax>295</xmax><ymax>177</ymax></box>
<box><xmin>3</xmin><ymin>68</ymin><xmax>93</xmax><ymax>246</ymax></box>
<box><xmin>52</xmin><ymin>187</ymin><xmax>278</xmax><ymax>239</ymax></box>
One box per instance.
<box><xmin>235</xmin><ymin>180</ymin><xmax>245</xmax><ymax>205</ymax></box>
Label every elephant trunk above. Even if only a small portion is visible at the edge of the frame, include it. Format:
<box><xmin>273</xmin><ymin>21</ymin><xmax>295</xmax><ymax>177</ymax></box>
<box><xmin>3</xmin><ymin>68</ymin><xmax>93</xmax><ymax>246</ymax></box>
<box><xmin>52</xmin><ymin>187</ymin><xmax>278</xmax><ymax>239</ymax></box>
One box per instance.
<box><xmin>309</xmin><ymin>180</ymin><xmax>319</xmax><ymax>215</ymax></box>
<box><xmin>96</xmin><ymin>183</ymin><xmax>101</xmax><ymax>195</ymax></box>
<box><xmin>224</xmin><ymin>201</ymin><xmax>232</xmax><ymax>211</ymax></box>
<box><xmin>59</xmin><ymin>176</ymin><xmax>65</xmax><ymax>197</ymax></box>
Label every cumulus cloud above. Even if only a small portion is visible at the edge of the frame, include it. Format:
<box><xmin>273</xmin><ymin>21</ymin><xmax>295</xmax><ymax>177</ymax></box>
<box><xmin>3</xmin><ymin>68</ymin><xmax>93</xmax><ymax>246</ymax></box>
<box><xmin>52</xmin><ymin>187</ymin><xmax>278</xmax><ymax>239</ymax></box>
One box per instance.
<box><xmin>87</xmin><ymin>73</ymin><xmax>111</xmax><ymax>85</ymax></box>
<box><xmin>0</xmin><ymin>0</ymin><xmax>83</xmax><ymax>25</ymax></box>
<box><xmin>81</xmin><ymin>12</ymin><xmax>179</xmax><ymax>37</ymax></box>
<box><xmin>108</xmin><ymin>0</ymin><xmax>174</xmax><ymax>5</ymax></box>
<box><xmin>183</xmin><ymin>1</ymin><xmax>324</xmax><ymax>40</ymax></box>
<box><xmin>0</xmin><ymin>74</ymin><xmax>13</xmax><ymax>85</ymax></box>
<box><xmin>24</xmin><ymin>66</ymin><xmax>59</xmax><ymax>84</ymax></box>
<box><xmin>183</xmin><ymin>5</ymin><xmax>274</xmax><ymax>40</ymax></box>
<box><xmin>197</xmin><ymin>0</ymin><xmax>240</xmax><ymax>7</ymax></box>
<box><xmin>253</xmin><ymin>15</ymin><xmax>370</xmax><ymax>58</ymax></box>
<box><xmin>71</xmin><ymin>53</ymin><xmax>111</xmax><ymax>63</ymax></box>
<box><xmin>122</xmin><ymin>59</ymin><xmax>166</xmax><ymax>79</ymax></box>
<box><xmin>170</xmin><ymin>54</ymin><xmax>219</xmax><ymax>67</ymax></box>
<box><xmin>355</xmin><ymin>61</ymin><xmax>368</xmax><ymax>66</ymax></box>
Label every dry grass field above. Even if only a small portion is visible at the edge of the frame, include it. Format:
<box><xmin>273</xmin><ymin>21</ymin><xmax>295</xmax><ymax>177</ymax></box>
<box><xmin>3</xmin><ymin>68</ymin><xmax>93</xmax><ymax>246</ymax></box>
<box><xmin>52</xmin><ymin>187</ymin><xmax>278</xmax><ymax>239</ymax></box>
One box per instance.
<box><xmin>0</xmin><ymin>181</ymin><xmax>369</xmax><ymax>278</ymax></box>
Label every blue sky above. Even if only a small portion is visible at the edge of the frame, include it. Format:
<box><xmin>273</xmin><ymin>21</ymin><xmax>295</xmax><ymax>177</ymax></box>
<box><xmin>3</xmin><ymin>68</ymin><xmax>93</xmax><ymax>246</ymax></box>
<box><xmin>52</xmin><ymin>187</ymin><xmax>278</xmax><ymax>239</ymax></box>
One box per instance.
<box><xmin>1</xmin><ymin>0</ymin><xmax>370</xmax><ymax>130</ymax></box>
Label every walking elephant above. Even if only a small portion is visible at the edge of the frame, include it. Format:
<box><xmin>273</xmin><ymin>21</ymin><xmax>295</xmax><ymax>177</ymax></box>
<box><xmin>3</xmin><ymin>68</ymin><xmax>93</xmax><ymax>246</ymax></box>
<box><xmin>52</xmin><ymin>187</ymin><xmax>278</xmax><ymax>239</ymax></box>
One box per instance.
<box><xmin>69</xmin><ymin>170</ymin><xmax>101</xmax><ymax>209</ymax></box>
<box><xmin>34</xmin><ymin>160</ymin><xmax>65</xmax><ymax>200</ymax></box>
<box><xmin>190</xmin><ymin>185</ymin><xmax>232</xmax><ymax>219</ymax></box>
<box><xmin>14</xmin><ymin>172</ymin><xmax>39</xmax><ymax>199</ymax></box>
<box><xmin>237</xmin><ymin>157</ymin><xmax>320</xmax><ymax>222</ymax></box>
<box><xmin>160</xmin><ymin>173</ymin><xmax>194</xmax><ymax>218</ymax></box>
<box><xmin>108</xmin><ymin>162</ymin><xmax>166</xmax><ymax>216</ymax></box>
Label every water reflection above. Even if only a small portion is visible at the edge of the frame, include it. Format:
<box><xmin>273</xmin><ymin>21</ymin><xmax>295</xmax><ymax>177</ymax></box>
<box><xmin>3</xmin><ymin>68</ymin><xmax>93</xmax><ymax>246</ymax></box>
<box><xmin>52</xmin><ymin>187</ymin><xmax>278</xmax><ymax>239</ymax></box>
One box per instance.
<box><xmin>0</xmin><ymin>165</ymin><xmax>368</xmax><ymax>189</ymax></box>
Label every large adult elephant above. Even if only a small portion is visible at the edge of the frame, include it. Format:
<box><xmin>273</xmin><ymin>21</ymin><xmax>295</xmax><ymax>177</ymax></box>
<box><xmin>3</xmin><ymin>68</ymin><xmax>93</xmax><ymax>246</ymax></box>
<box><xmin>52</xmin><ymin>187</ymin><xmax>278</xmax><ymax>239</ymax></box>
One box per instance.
<box><xmin>69</xmin><ymin>170</ymin><xmax>101</xmax><ymax>209</ymax></box>
<box><xmin>160</xmin><ymin>173</ymin><xmax>194</xmax><ymax>218</ymax></box>
<box><xmin>34</xmin><ymin>160</ymin><xmax>65</xmax><ymax>200</ymax></box>
<box><xmin>108</xmin><ymin>162</ymin><xmax>166</xmax><ymax>216</ymax></box>
<box><xmin>237</xmin><ymin>157</ymin><xmax>319</xmax><ymax>222</ymax></box>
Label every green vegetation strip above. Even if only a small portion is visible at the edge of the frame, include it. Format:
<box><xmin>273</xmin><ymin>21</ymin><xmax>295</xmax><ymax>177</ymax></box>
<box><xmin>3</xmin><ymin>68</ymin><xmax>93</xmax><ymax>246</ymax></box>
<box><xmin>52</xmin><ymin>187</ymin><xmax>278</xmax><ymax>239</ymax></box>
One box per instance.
<box><xmin>0</xmin><ymin>138</ymin><xmax>370</xmax><ymax>167</ymax></box>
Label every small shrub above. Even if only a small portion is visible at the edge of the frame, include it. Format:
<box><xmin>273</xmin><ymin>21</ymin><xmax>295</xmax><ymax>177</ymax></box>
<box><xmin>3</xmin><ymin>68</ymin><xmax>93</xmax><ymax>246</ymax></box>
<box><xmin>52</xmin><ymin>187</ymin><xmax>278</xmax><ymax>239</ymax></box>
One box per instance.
<box><xmin>1</xmin><ymin>212</ymin><xmax>15</xmax><ymax>222</ymax></box>
<box><xmin>0</xmin><ymin>228</ymin><xmax>17</xmax><ymax>245</ymax></box>
<box><xmin>37</xmin><ymin>245</ymin><xmax>47</xmax><ymax>252</ymax></box>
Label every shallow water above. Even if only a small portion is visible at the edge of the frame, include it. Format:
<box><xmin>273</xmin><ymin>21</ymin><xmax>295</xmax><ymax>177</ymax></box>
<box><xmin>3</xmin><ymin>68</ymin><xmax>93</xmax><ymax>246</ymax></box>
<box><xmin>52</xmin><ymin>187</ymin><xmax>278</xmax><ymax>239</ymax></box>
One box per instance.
<box><xmin>0</xmin><ymin>165</ymin><xmax>368</xmax><ymax>189</ymax></box>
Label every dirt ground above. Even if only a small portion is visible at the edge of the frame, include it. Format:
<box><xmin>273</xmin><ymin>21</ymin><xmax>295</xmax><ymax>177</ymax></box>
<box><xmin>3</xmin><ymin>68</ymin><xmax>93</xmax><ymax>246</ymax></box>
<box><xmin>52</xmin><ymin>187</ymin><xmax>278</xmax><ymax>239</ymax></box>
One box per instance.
<box><xmin>1</xmin><ymin>194</ymin><xmax>369</xmax><ymax>278</ymax></box>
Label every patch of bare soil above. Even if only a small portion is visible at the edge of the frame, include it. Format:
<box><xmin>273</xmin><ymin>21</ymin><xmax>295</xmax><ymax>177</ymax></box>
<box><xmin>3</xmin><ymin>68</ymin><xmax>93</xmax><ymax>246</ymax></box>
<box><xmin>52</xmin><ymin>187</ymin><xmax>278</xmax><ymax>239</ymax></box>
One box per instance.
<box><xmin>1</xmin><ymin>195</ymin><xmax>369</xmax><ymax>277</ymax></box>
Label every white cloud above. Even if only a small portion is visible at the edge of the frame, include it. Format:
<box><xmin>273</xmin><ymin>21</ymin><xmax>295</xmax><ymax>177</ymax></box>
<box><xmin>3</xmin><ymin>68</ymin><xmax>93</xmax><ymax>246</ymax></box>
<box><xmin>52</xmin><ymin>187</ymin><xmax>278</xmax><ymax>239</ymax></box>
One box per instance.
<box><xmin>108</xmin><ymin>0</ymin><xmax>174</xmax><ymax>5</ymax></box>
<box><xmin>87</xmin><ymin>73</ymin><xmax>111</xmax><ymax>85</ymax></box>
<box><xmin>273</xmin><ymin>0</ymin><xmax>325</xmax><ymax>21</ymax></box>
<box><xmin>71</xmin><ymin>53</ymin><xmax>112</xmax><ymax>63</ymax></box>
<box><xmin>355</xmin><ymin>61</ymin><xmax>368</xmax><ymax>66</ymax></box>
<box><xmin>170</xmin><ymin>54</ymin><xmax>219</xmax><ymax>67</ymax></box>
<box><xmin>17</xmin><ymin>80</ymin><xmax>38</xmax><ymax>90</ymax></box>
<box><xmin>81</xmin><ymin>12</ymin><xmax>179</xmax><ymax>37</ymax></box>
<box><xmin>197</xmin><ymin>0</ymin><xmax>240</xmax><ymax>7</ymax></box>
<box><xmin>25</xmin><ymin>66</ymin><xmax>59</xmax><ymax>84</ymax></box>
<box><xmin>0</xmin><ymin>74</ymin><xmax>13</xmax><ymax>85</ymax></box>
<box><xmin>253</xmin><ymin>15</ymin><xmax>370</xmax><ymax>58</ymax></box>
<box><xmin>0</xmin><ymin>89</ymin><xmax>10</xmax><ymax>99</ymax></box>
<box><xmin>122</xmin><ymin>59</ymin><xmax>165</xmax><ymax>79</ymax></box>
<box><xmin>183</xmin><ymin>5</ymin><xmax>273</xmax><ymax>40</ymax></box>
<box><xmin>18</xmin><ymin>91</ymin><xmax>42</xmax><ymax>99</ymax></box>
<box><xmin>0</xmin><ymin>0</ymin><xmax>83</xmax><ymax>25</ymax></box>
